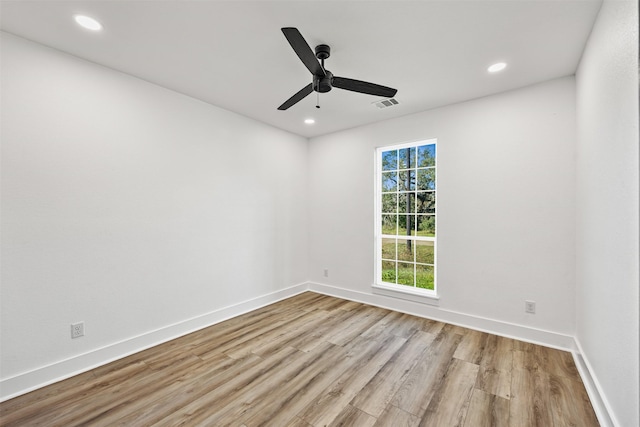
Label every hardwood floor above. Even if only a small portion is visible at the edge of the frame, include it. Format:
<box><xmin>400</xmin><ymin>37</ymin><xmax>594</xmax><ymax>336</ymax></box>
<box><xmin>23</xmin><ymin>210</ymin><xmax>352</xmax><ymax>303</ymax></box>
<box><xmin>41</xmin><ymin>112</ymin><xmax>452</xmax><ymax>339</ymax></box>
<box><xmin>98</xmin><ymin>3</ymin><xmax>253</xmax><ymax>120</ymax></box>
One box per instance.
<box><xmin>0</xmin><ymin>292</ymin><xmax>599</xmax><ymax>426</ymax></box>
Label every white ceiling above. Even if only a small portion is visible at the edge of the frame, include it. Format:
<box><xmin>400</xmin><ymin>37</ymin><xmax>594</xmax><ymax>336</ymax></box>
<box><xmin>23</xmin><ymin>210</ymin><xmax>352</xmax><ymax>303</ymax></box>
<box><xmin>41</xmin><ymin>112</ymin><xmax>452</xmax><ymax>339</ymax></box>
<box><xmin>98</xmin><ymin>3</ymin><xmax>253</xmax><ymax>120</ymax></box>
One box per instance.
<box><xmin>0</xmin><ymin>0</ymin><xmax>601</xmax><ymax>138</ymax></box>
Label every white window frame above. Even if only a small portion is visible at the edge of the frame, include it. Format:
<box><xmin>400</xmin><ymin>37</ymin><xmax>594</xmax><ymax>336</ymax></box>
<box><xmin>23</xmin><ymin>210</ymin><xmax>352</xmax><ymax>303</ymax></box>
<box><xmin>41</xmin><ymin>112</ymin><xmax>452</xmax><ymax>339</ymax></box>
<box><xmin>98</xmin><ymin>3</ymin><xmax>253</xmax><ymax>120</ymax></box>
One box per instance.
<box><xmin>373</xmin><ymin>139</ymin><xmax>439</xmax><ymax>305</ymax></box>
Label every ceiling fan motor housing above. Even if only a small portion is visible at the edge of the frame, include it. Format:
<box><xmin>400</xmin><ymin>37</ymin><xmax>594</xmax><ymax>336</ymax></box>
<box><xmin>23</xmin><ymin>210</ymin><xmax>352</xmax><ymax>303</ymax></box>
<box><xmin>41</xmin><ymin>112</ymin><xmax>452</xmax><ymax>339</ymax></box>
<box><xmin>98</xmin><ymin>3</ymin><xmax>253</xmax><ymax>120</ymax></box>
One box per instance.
<box><xmin>313</xmin><ymin>70</ymin><xmax>333</xmax><ymax>93</ymax></box>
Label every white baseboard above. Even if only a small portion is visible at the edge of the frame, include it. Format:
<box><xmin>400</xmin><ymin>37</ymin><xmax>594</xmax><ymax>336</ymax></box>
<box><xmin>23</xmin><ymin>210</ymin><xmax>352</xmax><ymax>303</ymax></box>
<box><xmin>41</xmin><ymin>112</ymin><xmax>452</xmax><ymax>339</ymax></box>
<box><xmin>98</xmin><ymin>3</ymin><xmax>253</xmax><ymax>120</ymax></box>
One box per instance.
<box><xmin>572</xmin><ymin>338</ymin><xmax>618</xmax><ymax>427</ymax></box>
<box><xmin>308</xmin><ymin>282</ymin><xmax>575</xmax><ymax>351</ymax></box>
<box><xmin>0</xmin><ymin>282</ymin><xmax>308</xmax><ymax>402</ymax></box>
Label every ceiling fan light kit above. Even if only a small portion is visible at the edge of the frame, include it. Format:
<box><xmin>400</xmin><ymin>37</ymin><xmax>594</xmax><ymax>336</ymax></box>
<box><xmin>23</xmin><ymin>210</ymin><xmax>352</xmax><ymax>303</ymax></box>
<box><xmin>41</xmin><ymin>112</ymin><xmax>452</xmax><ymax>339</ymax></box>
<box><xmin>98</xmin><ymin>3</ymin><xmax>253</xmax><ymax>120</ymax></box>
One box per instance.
<box><xmin>278</xmin><ymin>27</ymin><xmax>397</xmax><ymax>110</ymax></box>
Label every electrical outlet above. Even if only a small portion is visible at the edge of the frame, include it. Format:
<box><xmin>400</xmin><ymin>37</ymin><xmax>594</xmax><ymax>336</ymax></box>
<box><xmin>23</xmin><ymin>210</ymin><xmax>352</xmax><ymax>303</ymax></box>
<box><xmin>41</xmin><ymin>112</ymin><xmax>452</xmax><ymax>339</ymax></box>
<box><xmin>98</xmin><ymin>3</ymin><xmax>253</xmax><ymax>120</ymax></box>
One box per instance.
<box><xmin>525</xmin><ymin>300</ymin><xmax>536</xmax><ymax>314</ymax></box>
<box><xmin>323</xmin><ymin>269</ymin><xmax>329</xmax><ymax>278</ymax></box>
<box><xmin>71</xmin><ymin>322</ymin><xmax>84</xmax><ymax>339</ymax></box>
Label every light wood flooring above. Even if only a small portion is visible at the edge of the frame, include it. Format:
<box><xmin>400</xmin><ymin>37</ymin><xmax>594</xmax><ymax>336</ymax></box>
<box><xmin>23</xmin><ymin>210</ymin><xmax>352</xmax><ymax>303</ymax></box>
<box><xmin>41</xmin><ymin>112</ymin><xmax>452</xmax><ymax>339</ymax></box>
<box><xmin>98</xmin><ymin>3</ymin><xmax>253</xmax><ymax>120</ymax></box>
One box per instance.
<box><xmin>0</xmin><ymin>292</ymin><xmax>598</xmax><ymax>426</ymax></box>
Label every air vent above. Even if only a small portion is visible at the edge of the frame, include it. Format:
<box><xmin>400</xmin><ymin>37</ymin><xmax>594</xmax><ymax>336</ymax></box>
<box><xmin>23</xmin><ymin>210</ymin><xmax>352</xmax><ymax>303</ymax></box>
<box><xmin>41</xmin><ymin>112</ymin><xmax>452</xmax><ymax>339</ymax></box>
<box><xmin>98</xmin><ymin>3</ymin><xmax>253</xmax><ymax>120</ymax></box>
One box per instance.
<box><xmin>373</xmin><ymin>98</ymin><xmax>399</xmax><ymax>109</ymax></box>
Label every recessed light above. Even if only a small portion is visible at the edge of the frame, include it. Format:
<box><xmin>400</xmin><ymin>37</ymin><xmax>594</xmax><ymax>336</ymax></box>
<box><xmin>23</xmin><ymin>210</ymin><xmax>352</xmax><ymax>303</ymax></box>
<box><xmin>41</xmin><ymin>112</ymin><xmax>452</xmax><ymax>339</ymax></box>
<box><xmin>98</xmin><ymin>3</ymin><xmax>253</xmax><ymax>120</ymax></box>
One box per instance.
<box><xmin>74</xmin><ymin>15</ymin><xmax>103</xmax><ymax>31</ymax></box>
<box><xmin>304</xmin><ymin>118</ymin><xmax>315</xmax><ymax>125</ymax></box>
<box><xmin>488</xmin><ymin>62</ymin><xmax>507</xmax><ymax>73</ymax></box>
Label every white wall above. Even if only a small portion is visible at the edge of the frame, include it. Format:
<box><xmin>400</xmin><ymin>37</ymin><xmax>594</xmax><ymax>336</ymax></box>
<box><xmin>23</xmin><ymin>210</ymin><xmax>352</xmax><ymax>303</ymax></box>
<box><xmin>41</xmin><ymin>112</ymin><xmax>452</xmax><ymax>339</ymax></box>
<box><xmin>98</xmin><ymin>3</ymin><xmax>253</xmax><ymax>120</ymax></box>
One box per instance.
<box><xmin>0</xmin><ymin>33</ymin><xmax>308</xmax><ymax>395</ymax></box>
<box><xmin>308</xmin><ymin>77</ymin><xmax>577</xmax><ymax>339</ymax></box>
<box><xmin>575</xmin><ymin>0</ymin><xmax>639</xmax><ymax>425</ymax></box>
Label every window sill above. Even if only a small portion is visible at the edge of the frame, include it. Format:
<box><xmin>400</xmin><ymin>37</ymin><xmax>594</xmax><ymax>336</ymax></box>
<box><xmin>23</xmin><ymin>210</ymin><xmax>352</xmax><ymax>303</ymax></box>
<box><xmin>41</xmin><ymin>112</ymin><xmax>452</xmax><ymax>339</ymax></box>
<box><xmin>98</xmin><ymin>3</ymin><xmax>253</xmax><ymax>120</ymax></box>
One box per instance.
<box><xmin>372</xmin><ymin>283</ymin><xmax>440</xmax><ymax>306</ymax></box>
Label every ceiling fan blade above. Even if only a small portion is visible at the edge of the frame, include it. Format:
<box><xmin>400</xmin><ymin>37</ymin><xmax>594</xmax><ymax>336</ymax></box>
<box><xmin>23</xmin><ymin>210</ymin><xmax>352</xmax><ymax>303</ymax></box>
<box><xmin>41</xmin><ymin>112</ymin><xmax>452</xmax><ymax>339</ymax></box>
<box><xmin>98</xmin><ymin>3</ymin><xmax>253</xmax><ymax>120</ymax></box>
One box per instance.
<box><xmin>332</xmin><ymin>76</ymin><xmax>397</xmax><ymax>98</ymax></box>
<box><xmin>281</xmin><ymin>27</ymin><xmax>326</xmax><ymax>78</ymax></box>
<box><xmin>277</xmin><ymin>83</ymin><xmax>314</xmax><ymax>110</ymax></box>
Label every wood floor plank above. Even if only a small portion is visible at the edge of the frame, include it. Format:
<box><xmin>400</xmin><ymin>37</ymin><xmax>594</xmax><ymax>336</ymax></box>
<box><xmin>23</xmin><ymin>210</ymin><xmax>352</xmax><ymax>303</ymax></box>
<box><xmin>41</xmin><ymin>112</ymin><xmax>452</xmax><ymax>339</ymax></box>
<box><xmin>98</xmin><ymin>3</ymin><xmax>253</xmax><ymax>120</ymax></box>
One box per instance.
<box><xmin>150</xmin><ymin>345</ymin><xmax>306</xmax><ymax>426</ymax></box>
<box><xmin>247</xmin><ymin>309</ymin><xmax>342</xmax><ymax>357</ymax></box>
<box><xmin>0</xmin><ymin>360</ymin><xmax>150</xmax><ymax>426</ymax></box>
<box><xmin>0</xmin><ymin>352</ymin><xmax>143</xmax><ymax>416</ymax></box>
<box><xmin>238</xmin><ymin>333</ymin><xmax>402</xmax><ymax>427</ymax></box>
<box><xmin>286</xmin><ymin>416</ymin><xmax>315</xmax><ymax>427</ymax></box>
<box><xmin>417</xmin><ymin>318</ymin><xmax>446</xmax><ymax>335</ymax></box>
<box><xmin>453</xmin><ymin>329</ymin><xmax>490</xmax><ymax>364</ymax></box>
<box><xmin>37</xmin><ymin>362</ymin><xmax>188</xmax><ymax>426</ymax></box>
<box><xmin>475</xmin><ymin>365</ymin><xmax>513</xmax><ymax>400</ymax></box>
<box><xmin>419</xmin><ymin>358</ymin><xmax>480</xmax><ymax>427</ymax></box>
<box><xmin>324</xmin><ymin>305</ymin><xmax>387</xmax><ymax>346</ymax></box>
<box><xmin>548</xmin><ymin>372</ymin><xmax>599</xmax><ymax>427</ymax></box>
<box><xmin>56</xmin><ymin>347</ymin><xmax>212</xmax><ymax>426</ymax></box>
<box><xmin>223</xmin><ymin>308</ymin><xmax>328</xmax><ymax>359</ymax></box>
<box><xmin>385</xmin><ymin>313</ymin><xmax>428</xmax><ymax>339</ymax></box>
<box><xmin>290</xmin><ymin>308</ymin><xmax>359</xmax><ymax>352</ymax></box>
<box><xmin>302</xmin><ymin>293</ymin><xmax>347</xmax><ymax>311</ymax></box>
<box><xmin>391</xmin><ymin>325</ymin><xmax>463</xmax><ymax>417</ymax></box>
<box><xmin>360</xmin><ymin>310</ymin><xmax>405</xmax><ymax>339</ymax></box>
<box><xmin>0</xmin><ymin>292</ymin><xmax>601</xmax><ymax>427</ymax></box>
<box><xmin>151</xmin><ymin>311</ymin><xmax>279</xmax><ymax>362</ymax></box>
<box><xmin>350</xmin><ymin>330</ymin><xmax>436</xmax><ymax>417</ymax></box>
<box><xmin>191</xmin><ymin>311</ymin><xmax>306</xmax><ymax>360</ymax></box>
<box><xmin>297</xmin><ymin>334</ymin><xmax>407</xmax><ymax>427</ymax></box>
<box><xmin>509</xmin><ymin>366</ymin><xmax>554</xmax><ymax>427</ymax></box>
<box><xmin>441</xmin><ymin>323</ymin><xmax>470</xmax><ymax>336</ymax></box>
<box><xmin>224</xmin><ymin>342</ymin><xmax>355</xmax><ymax>425</ymax></box>
<box><xmin>361</xmin><ymin>310</ymin><xmax>432</xmax><ymax>340</ymax></box>
<box><xmin>480</xmin><ymin>335</ymin><xmax>516</xmax><ymax>372</ymax></box>
<box><xmin>463</xmin><ymin>389</ymin><xmax>510</xmax><ymax>427</ymax></box>
<box><xmin>475</xmin><ymin>335</ymin><xmax>514</xmax><ymax>399</ymax></box>
<box><xmin>329</xmin><ymin>404</ymin><xmax>377</xmax><ymax>427</ymax></box>
<box><xmin>108</xmin><ymin>353</ymin><xmax>263</xmax><ymax>426</ymax></box>
<box><xmin>336</xmin><ymin>300</ymin><xmax>363</xmax><ymax>312</ymax></box>
<box><xmin>514</xmin><ymin>345</ymin><xmax>581</xmax><ymax>381</ymax></box>
<box><xmin>375</xmin><ymin>405</ymin><xmax>421</xmax><ymax>427</ymax></box>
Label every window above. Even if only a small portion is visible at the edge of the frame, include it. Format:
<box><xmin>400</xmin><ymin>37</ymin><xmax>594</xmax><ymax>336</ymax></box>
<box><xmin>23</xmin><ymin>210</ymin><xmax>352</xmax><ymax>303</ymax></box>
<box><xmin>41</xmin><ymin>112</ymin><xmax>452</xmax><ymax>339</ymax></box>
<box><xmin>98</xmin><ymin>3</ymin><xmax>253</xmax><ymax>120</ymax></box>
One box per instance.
<box><xmin>375</xmin><ymin>139</ymin><xmax>437</xmax><ymax>298</ymax></box>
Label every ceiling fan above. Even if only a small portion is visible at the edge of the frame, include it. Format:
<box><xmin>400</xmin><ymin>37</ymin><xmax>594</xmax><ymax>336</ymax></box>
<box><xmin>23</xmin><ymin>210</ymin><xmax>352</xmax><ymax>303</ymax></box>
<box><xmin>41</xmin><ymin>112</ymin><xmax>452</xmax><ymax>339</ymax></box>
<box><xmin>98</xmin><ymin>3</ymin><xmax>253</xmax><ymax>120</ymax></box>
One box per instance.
<box><xmin>277</xmin><ymin>27</ymin><xmax>398</xmax><ymax>110</ymax></box>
